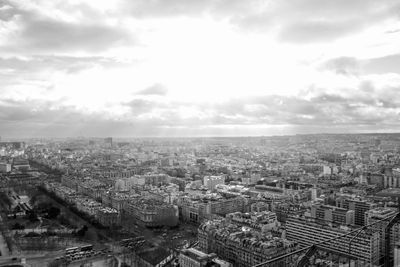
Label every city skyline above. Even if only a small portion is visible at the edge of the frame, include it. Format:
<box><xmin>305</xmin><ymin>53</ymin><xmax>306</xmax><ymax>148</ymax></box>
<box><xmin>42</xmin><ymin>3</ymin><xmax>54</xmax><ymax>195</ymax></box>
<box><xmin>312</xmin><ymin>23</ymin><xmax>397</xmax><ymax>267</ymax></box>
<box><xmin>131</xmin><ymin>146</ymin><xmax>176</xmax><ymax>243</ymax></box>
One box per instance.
<box><xmin>1</xmin><ymin>0</ymin><xmax>400</xmax><ymax>137</ymax></box>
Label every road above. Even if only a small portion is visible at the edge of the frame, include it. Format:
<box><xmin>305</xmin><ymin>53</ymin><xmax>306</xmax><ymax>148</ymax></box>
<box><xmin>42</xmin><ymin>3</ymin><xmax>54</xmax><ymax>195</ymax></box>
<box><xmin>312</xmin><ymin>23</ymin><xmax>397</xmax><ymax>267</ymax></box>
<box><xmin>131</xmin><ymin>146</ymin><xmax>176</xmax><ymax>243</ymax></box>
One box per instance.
<box><xmin>0</xmin><ymin>251</ymin><xmax>64</xmax><ymax>266</ymax></box>
<box><xmin>31</xmin><ymin>189</ymin><xmax>111</xmax><ymax>243</ymax></box>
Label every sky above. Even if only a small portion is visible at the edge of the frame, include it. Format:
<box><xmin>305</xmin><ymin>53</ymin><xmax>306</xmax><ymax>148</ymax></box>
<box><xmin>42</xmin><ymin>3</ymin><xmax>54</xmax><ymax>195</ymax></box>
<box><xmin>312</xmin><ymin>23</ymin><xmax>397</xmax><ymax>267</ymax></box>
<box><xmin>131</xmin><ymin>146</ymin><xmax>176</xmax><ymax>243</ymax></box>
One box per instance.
<box><xmin>1</xmin><ymin>0</ymin><xmax>400</xmax><ymax>138</ymax></box>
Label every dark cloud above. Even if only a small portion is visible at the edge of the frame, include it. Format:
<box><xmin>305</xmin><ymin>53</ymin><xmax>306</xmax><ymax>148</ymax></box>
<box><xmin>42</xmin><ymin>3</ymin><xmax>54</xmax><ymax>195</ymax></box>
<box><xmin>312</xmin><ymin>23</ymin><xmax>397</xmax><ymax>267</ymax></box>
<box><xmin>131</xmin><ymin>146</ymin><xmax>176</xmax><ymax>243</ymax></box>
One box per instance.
<box><xmin>0</xmin><ymin>1</ymin><xmax>134</xmax><ymax>53</ymax></box>
<box><xmin>136</xmin><ymin>84</ymin><xmax>168</xmax><ymax>96</ymax></box>
<box><xmin>2</xmin><ymin>81</ymin><xmax>400</xmax><ymax>137</ymax></box>
<box><xmin>17</xmin><ymin>18</ymin><xmax>132</xmax><ymax>53</ymax></box>
<box><xmin>0</xmin><ymin>1</ymin><xmax>17</xmax><ymax>21</ymax></box>
<box><xmin>1</xmin><ymin>0</ymin><xmax>400</xmax><ymax>137</ymax></box>
<box><xmin>193</xmin><ymin>87</ymin><xmax>400</xmax><ymax>128</ymax></box>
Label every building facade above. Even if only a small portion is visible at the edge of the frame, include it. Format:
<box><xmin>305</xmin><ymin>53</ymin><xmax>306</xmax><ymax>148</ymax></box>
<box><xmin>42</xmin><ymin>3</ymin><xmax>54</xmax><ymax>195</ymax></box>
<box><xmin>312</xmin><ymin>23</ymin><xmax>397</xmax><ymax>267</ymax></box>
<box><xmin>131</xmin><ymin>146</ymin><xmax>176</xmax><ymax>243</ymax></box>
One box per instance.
<box><xmin>286</xmin><ymin>217</ymin><xmax>380</xmax><ymax>265</ymax></box>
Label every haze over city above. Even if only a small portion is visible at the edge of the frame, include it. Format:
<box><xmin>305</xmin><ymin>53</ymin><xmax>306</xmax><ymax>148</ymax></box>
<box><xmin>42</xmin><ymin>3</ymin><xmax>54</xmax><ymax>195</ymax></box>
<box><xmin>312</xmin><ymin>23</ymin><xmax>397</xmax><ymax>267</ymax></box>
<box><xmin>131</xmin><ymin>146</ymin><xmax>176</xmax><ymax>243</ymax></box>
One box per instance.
<box><xmin>1</xmin><ymin>0</ymin><xmax>400</xmax><ymax>137</ymax></box>
<box><xmin>3</xmin><ymin>1</ymin><xmax>400</xmax><ymax>266</ymax></box>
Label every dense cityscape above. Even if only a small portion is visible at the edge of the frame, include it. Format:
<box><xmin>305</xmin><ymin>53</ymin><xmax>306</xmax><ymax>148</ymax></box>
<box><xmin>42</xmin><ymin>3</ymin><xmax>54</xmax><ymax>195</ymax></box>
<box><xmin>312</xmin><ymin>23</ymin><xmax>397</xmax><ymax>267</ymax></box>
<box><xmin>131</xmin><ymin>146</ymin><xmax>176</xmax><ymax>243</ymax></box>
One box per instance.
<box><xmin>0</xmin><ymin>135</ymin><xmax>400</xmax><ymax>266</ymax></box>
<box><xmin>2</xmin><ymin>0</ymin><xmax>400</xmax><ymax>266</ymax></box>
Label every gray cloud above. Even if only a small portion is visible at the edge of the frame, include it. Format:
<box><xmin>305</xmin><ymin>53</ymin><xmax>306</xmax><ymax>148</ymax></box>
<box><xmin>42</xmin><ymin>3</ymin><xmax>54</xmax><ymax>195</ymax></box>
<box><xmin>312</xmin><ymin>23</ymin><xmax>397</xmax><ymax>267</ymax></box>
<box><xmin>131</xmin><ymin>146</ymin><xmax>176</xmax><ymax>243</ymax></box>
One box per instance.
<box><xmin>16</xmin><ymin>18</ymin><xmax>132</xmax><ymax>53</ymax></box>
<box><xmin>2</xmin><ymin>81</ymin><xmax>400</xmax><ymax>137</ymax></box>
<box><xmin>1</xmin><ymin>0</ymin><xmax>400</xmax><ymax>137</ymax></box>
<box><xmin>136</xmin><ymin>84</ymin><xmax>168</xmax><ymax>96</ymax></box>
<box><xmin>124</xmin><ymin>99</ymin><xmax>159</xmax><ymax>115</ymax></box>
<box><xmin>322</xmin><ymin>57</ymin><xmax>360</xmax><ymax>76</ymax></box>
<box><xmin>279</xmin><ymin>20</ymin><xmax>361</xmax><ymax>43</ymax></box>
<box><xmin>364</xmin><ymin>54</ymin><xmax>400</xmax><ymax>74</ymax></box>
<box><xmin>0</xmin><ymin>55</ymin><xmax>124</xmax><ymax>73</ymax></box>
<box><xmin>0</xmin><ymin>55</ymin><xmax>128</xmax><ymax>94</ymax></box>
<box><xmin>0</xmin><ymin>1</ymin><xmax>134</xmax><ymax>53</ymax></box>
<box><xmin>121</xmin><ymin>0</ymin><xmax>400</xmax><ymax>43</ymax></box>
<box><xmin>0</xmin><ymin>1</ymin><xmax>17</xmax><ymax>21</ymax></box>
<box><xmin>323</xmin><ymin>54</ymin><xmax>400</xmax><ymax>75</ymax></box>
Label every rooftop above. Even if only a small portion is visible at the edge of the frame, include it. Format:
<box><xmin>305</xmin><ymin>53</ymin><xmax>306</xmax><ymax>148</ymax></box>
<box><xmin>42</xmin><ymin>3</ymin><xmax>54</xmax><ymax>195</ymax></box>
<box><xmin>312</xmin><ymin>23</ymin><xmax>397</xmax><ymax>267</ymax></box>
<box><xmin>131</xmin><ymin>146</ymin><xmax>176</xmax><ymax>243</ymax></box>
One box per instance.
<box><xmin>181</xmin><ymin>248</ymin><xmax>211</xmax><ymax>261</ymax></box>
<box><xmin>138</xmin><ymin>246</ymin><xmax>171</xmax><ymax>265</ymax></box>
<box><xmin>376</xmin><ymin>188</ymin><xmax>400</xmax><ymax>197</ymax></box>
<box><xmin>365</xmin><ymin>207</ymin><xmax>397</xmax><ymax>218</ymax></box>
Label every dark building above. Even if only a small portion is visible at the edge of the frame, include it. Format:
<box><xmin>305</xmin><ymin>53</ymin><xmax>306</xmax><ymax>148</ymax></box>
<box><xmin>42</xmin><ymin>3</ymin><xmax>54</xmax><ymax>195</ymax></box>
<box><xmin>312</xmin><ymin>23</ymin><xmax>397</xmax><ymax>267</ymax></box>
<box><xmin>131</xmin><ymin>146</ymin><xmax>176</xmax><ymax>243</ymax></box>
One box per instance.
<box><xmin>336</xmin><ymin>198</ymin><xmax>376</xmax><ymax>226</ymax></box>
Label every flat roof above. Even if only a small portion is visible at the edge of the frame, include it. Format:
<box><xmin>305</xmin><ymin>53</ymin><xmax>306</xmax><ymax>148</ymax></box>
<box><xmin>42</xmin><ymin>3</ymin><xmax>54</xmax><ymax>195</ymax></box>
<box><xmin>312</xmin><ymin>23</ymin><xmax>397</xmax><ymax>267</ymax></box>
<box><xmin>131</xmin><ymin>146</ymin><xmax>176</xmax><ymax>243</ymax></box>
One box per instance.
<box><xmin>376</xmin><ymin>188</ymin><xmax>400</xmax><ymax>197</ymax></box>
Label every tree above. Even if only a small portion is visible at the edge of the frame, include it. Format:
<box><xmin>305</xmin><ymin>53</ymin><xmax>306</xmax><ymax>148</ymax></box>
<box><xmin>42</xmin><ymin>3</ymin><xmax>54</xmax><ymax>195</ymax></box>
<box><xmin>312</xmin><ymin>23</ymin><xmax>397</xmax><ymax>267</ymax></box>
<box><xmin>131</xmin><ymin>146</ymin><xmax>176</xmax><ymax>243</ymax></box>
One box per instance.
<box><xmin>12</xmin><ymin>223</ymin><xmax>25</xmax><ymax>230</ymax></box>
<box><xmin>76</xmin><ymin>225</ymin><xmax>88</xmax><ymax>237</ymax></box>
<box><xmin>26</xmin><ymin>210</ymin><xmax>39</xmax><ymax>222</ymax></box>
<box><xmin>47</xmin><ymin>206</ymin><xmax>60</xmax><ymax>219</ymax></box>
<box><xmin>58</xmin><ymin>215</ymin><xmax>73</xmax><ymax>227</ymax></box>
<box><xmin>84</xmin><ymin>228</ymin><xmax>98</xmax><ymax>241</ymax></box>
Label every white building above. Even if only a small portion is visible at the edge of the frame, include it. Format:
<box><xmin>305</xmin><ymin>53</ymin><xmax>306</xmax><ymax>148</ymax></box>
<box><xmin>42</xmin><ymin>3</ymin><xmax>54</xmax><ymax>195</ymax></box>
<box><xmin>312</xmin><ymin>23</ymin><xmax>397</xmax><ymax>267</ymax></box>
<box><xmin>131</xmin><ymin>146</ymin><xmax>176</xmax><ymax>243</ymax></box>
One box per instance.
<box><xmin>179</xmin><ymin>248</ymin><xmax>232</xmax><ymax>267</ymax></box>
<box><xmin>323</xmin><ymin>165</ymin><xmax>332</xmax><ymax>176</ymax></box>
<box><xmin>0</xmin><ymin>162</ymin><xmax>11</xmax><ymax>173</ymax></box>
<box><xmin>203</xmin><ymin>175</ymin><xmax>225</xmax><ymax>191</ymax></box>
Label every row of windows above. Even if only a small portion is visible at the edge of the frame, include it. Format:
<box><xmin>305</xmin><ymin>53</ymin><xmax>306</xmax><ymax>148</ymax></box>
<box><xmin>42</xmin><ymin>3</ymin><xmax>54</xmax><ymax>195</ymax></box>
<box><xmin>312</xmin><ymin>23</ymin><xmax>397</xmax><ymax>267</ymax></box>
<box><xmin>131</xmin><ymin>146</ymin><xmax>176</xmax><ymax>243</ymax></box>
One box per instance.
<box><xmin>286</xmin><ymin>222</ymin><xmax>377</xmax><ymax>262</ymax></box>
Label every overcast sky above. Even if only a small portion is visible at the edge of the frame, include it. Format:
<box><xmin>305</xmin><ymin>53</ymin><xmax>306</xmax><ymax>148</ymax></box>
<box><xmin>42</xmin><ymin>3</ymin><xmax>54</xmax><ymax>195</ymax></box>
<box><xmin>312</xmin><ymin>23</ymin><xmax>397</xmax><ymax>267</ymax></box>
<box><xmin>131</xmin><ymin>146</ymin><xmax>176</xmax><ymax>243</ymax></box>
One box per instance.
<box><xmin>1</xmin><ymin>0</ymin><xmax>400</xmax><ymax>138</ymax></box>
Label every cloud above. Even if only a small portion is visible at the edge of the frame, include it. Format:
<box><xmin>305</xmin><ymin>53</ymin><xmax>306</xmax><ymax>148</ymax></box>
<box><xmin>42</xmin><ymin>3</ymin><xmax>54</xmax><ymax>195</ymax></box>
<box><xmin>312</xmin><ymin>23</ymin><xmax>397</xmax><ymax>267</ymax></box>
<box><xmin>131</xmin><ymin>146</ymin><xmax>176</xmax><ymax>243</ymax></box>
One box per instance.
<box><xmin>274</xmin><ymin>0</ymin><xmax>400</xmax><ymax>43</ymax></box>
<box><xmin>0</xmin><ymin>1</ymin><xmax>134</xmax><ymax>53</ymax></box>
<box><xmin>322</xmin><ymin>54</ymin><xmax>400</xmax><ymax>76</ymax></box>
<box><xmin>136</xmin><ymin>84</ymin><xmax>168</xmax><ymax>96</ymax></box>
<box><xmin>321</xmin><ymin>57</ymin><xmax>360</xmax><ymax>76</ymax></box>
<box><xmin>124</xmin><ymin>99</ymin><xmax>158</xmax><ymax>115</ymax></box>
<box><xmin>363</xmin><ymin>54</ymin><xmax>400</xmax><ymax>74</ymax></box>
<box><xmin>0</xmin><ymin>55</ymin><xmax>123</xmax><ymax>73</ymax></box>
<box><xmin>279</xmin><ymin>20</ymin><xmax>361</xmax><ymax>43</ymax></box>
<box><xmin>1</xmin><ymin>0</ymin><xmax>400</xmax><ymax>137</ymax></box>
<box><xmin>0</xmin><ymin>55</ymin><xmax>129</xmax><ymax>100</ymax></box>
<box><xmin>0</xmin><ymin>2</ymin><xmax>17</xmax><ymax>21</ymax></box>
<box><xmin>14</xmin><ymin>18</ymin><xmax>132</xmax><ymax>53</ymax></box>
<box><xmin>2</xmin><ymin>79</ymin><xmax>400</xmax><ymax>137</ymax></box>
<box><xmin>121</xmin><ymin>0</ymin><xmax>400</xmax><ymax>43</ymax></box>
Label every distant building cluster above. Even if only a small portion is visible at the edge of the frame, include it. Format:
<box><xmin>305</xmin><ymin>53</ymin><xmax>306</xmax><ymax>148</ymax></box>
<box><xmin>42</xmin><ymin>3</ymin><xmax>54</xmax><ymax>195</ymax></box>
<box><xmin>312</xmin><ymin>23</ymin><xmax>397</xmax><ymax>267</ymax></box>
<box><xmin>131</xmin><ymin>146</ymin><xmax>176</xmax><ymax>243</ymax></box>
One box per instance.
<box><xmin>1</xmin><ymin>134</ymin><xmax>400</xmax><ymax>266</ymax></box>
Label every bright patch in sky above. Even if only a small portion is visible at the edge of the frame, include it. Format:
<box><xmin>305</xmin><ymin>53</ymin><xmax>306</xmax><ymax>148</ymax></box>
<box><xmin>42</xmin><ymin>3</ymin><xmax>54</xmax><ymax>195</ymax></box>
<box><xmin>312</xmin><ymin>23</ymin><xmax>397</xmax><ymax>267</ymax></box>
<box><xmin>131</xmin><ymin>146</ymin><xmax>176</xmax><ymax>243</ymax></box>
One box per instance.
<box><xmin>1</xmin><ymin>0</ymin><xmax>400</xmax><ymax>137</ymax></box>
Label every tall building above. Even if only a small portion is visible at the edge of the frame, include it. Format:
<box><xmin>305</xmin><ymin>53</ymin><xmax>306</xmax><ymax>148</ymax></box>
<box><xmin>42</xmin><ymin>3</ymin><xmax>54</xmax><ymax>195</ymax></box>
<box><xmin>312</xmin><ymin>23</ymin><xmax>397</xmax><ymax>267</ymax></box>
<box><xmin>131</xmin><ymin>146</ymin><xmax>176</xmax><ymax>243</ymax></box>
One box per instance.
<box><xmin>384</xmin><ymin>168</ymin><xmax>400</xmax><ymax>188</ymax></box>
<box><xmin>336</xmin><ymin>198</ymin><xmax>376</xmax><ymax>226</ymax></box>
<box><xmin>204</xmin><ymin>176</ymin><xmax>225</xmax><ymax>191</ymax></box>
<box><xmin>365</xmin><ymin>207</ymin><xmax>399</xmax><ymax>264</ymax></box>
<box><xmin>310</xmin><ymin>188</ymin><xmax>320</xmax><ymax>201</ymax></box>
<box><xmin>286</xmin><ymin>217</ymin><xmax>380</xmax><ymax>265</ymax></box>
<box><xmin>310</xmin><ymin>204</ymin><xmax>355</xmax><ymax>225</ymax></box>
<box><xmin>394</xmin><ymin>242</ymin><xmax>400</xmax><ymax>267</ymax></box>
<box><xmin>322</xmin><ymin>165</ymin><xmax>332</xmax><ymax>175</ymax></box>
